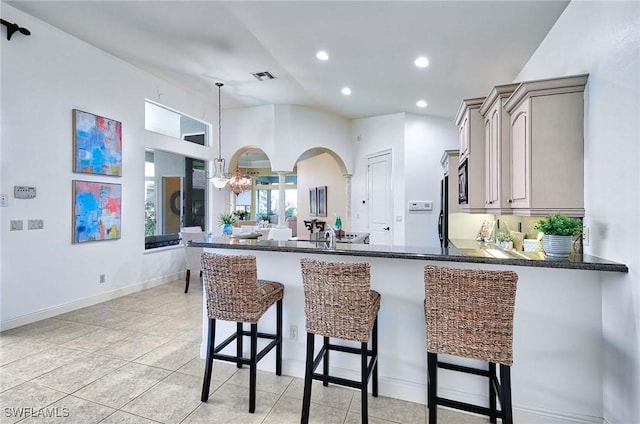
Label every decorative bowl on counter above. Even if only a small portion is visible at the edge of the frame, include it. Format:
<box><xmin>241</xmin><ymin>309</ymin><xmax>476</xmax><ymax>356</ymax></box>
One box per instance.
<box><xmin>523</xmin><ymin>239</ymin><xmax>543</xmax><ymax>252</ymax></box>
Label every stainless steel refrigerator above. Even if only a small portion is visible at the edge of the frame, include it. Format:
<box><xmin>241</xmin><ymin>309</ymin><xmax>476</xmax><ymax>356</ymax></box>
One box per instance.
<box><xmin>438</xmin><ymin>176</ymin><xmax>449</xmax><ymax>248</ymax></box>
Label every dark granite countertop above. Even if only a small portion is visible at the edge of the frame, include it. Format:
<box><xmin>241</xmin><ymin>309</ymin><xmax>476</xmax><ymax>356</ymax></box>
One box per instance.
<box><xmin>189</xmin><ymin>237</ymin><xmax>628</xmax><ymax>273</ymax></box>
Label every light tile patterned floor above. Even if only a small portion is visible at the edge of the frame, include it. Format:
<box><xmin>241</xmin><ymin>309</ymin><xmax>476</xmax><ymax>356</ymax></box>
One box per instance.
<box><xmin>0</xmin><ymin>280</ymin><xmax>489</xmax><ymax>424</ymax></box>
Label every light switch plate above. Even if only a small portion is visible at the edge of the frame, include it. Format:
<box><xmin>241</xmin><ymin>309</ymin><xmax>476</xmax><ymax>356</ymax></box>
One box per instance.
<box><xmin>28</xmin><ymin>219</ymin><xmax>44</xmax><ymax>230</ymax></box>
<box><xmin>0</xmin><ymin>194</ymin><xmax>8</xmax><ymax>207</ymax></box>
<box><xmin>408</xmin><ymin>201</ymin><xmax>433</xmax><ymax>211</ymax></box>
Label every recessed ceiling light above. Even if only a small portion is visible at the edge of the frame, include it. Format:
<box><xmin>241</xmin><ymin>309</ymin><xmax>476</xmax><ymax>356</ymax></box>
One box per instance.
<box><xmin>316</xmin><ymin>50</ymin><xmax>329</xmax><ymax>61</ymax></box>
<box><xmin>416</xmin><ymin>100</ymin><xmax>428</xmax><ymax>108</ymax></box>
<box><xmin>341</xmin><ymin>87</ymin><xmax>351</xmax><ymax>95</ymax></box>
<box><xmin>414</xmin><ymin>56</ymin><xmax>430</xmax><ymax>68</ymax></box>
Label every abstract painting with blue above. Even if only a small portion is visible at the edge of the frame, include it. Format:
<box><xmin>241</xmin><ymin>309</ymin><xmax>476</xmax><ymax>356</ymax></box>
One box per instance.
<box><xmin>73</xmin><ymin>109</ymin><xmax>122</xmax><ymax>176</ymax></box>
<box><xmin>72</xmin><ymin>180</ymin><xmax>121</xmax><ymax>243</ymax></box>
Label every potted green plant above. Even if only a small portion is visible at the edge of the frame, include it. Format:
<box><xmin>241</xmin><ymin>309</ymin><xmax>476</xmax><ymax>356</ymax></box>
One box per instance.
<box><xmin>218</xmin><ymin>212</ymin><xmax>236</xmax><ymax>235</ymax></box>
<box><xmin>496</xmin><ymin>232</ymin><xmax>514</xmax><ymax>250</ymax></box>
<box><xmin>233</xmin><ymin>210</ymin><xmax>250</xmax><ymax>221</ymax></box>
<box><xmin>534</xmin><ymin>213</ymin><xmax>582</xmax><ymax>258</ymax></box>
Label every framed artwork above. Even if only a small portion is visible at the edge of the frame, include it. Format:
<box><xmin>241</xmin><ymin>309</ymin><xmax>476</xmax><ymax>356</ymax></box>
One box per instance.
<box><xmin>309</xmin><ymin>188</ymin><xmax>318</xmax><ymax>217</ymax></box>
<box><xmin>73</xmin><ymin>109</ymin><xmax>122</xmax><ymax>176</ymax></box>
<box><xmin>72</xmin><ymin>180</ymin><xmax>122</xmax><ymax>243</ymax></box>
<box><xmin>317</xmin><ymin>186</ymin><xmax>327</xmax><ymax>217</ymax></box>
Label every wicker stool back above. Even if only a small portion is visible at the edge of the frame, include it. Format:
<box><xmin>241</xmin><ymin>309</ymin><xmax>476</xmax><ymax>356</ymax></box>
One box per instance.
<box><xmin>300</xmin><ymin>258</ymin><xmax>380</xmax><ymax>424</ymax></box>
<box><xmin>424</xmin><ymin>265</ymin><xmax>517</xmax><ymax>424</ymax></box>
<box><xmin>200</xmin><ymin>252</ymin><xmax>283</xmax><ymax>414</ymax></box>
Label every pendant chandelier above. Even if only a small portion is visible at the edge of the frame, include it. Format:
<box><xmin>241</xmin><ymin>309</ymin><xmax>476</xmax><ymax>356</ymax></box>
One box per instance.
<box><xmin>229</xmin><ymin>167</ymin><xmax>252</xmax><ymax>196</ymax></box>
<box><xmin>211</xmin><ymin>82</ymin><xmax>229</xmax><ymax>189</ymax></box>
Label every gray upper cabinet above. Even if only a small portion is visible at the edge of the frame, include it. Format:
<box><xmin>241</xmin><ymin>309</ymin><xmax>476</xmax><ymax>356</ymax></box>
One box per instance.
<box><xmin>455</xmin><ymin>97</ymin><xmax>486</xmax><ymax>213</ymax></box>
<box><xmin>503</xmin><ymin>74</ymin><xmax>588</xmax><ymax>217</ymax></box>
<box><xmin>479</xmin><ymin>83</ymin><xmax>520</xmax><ymax>215</ymax></box>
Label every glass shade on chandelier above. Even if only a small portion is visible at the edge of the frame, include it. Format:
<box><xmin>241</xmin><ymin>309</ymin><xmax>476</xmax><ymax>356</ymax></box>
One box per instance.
<box><xmin>212</xmin><ymin>158</ymin><xmax>228</xmax><ymax>189</ymax></box>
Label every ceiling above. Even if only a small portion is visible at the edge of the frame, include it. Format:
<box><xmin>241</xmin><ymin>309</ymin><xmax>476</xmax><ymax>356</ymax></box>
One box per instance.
<box><xmin>7</xmin><ymin>1</ymin><xmax>569</xmax><ymax>120</ymax></box>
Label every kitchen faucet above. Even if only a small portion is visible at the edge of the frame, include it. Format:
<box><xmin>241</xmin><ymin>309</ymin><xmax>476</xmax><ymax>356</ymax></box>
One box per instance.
<box><xmin>324</xmin><ymin>226</ymin><xmax>336</xmax><ymax>250</ymax></box>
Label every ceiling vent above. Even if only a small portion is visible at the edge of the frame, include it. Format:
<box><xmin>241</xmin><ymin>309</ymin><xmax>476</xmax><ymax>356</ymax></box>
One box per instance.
<box><xmin>251</xmin><ymin>71</ymin><xmax>276</xmax><ymax>82</ymax></box>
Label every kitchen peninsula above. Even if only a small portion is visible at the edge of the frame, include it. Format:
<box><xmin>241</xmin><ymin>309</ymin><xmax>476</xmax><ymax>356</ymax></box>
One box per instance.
<box><xmin>191</xmin><ymin>237</ymin><xmax>627</xmax><ymax>423</ymax></box>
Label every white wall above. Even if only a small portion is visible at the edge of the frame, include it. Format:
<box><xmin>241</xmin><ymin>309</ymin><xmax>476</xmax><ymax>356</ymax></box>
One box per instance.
<box><xmin>515</xmin><ymin>2</ymin><xmax>640</xmax><ymax>423</ymax></box>
<box><xmin>351</xmin><ymin>113</ymin><xmax>406</xmax><ymax>245</ymax></box>
<box><xmin>403</xmin><ymin>113</ymin><xmax>459</xmax><ymax>246</ymax></box>
<box><xmin>296</xmin><ymin>153</ymin><xmax>346</xmax><ymax>237</ymax></box>
<box><xmin>0</xmin><ymin>5</ymin><xmax>218</xmax><ymax>329</ymax></box>
<box><xmin>223</xmin><ymin>104</ymin><xmax>351</xmax><ymax>173</ymax></box>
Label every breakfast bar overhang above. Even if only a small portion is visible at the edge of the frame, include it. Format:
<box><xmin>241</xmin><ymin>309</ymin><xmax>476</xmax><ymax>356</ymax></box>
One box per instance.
<box><xmin>191</xmin><ymin>237</ymin><xmax>627</xmax><ymax>423</ymax></box>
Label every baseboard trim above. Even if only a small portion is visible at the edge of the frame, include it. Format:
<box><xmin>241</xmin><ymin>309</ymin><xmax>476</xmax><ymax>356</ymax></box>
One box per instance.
<box><xmin>0</xmin><ymin>273</ymin><xmax>181</xmax><ymax>331</ymax></box>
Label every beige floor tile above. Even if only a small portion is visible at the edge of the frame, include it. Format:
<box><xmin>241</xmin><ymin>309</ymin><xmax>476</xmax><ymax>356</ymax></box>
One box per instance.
<box><xmin>110</xmin><ymin>313</ymin><xmax>171</xmax><ymax>332</ymax></box>
<box><xmin>263</xmin><ymin>395</ymin><xmax>347</xmax><ymax>424</ymax></box>
<box><xmin>0</xmin><ymin>345</ymin><xmax>88</xmax><ymax>380</ymax></box>
<box><xmin>283</xmin><ymin>377</ymin><xmax>355</xmax><ymax>411</ymax></box>
<box><xmin>432</xmin><ymin>407</ymin><xmax>491</xmax><ymax>424</ymax></box>
<box><xmin>133</xmin><ymin>339</ymin><xmax>199</xmax><ymax>371</ymax></box>
<box><xmin>143</xmin><ymin>318</ymin><xmax>201</xmax><ymax>339</ymax></box>
<box><xmin>0</xmin><ymin>373</ymin><xmax>27</xmax><ymax>393</ymax></box>
<box><xmin>100</xmin><ymin>334</ymin><xmax>170</xmax><ymax>361</ymax></box>
<box><xmin>34</xmin><ymin>322</ymin><xmax>103</xmax><ymax>345</ymax></box>
<box><xmin>181</xmin><ymin>382</ymin><xmax>279</xmax><ymax>424</ymax></box>
<box><xmin>54</xmin><ymin>306</ymin><xmax>112</xmax><ymax>325</ymax></box>
<box><xmin>96</xmin><ymin>310</ymin><xmax>147</xmax><ymax>330</ymax></box>
<box><xmin>0</xmin><ymin>339</ymin><xmax>54</xmax><ymax>366</ymax></box>
<box><xmin>18</xmin><ymin>395</ymin><xmax>116</xmax><ymax>424</ymax></box>
<box><xmin>351</xmin><ymin>392</ymin><xmax>427</xmax><ymax>424</ymax></box>
<box><xmin>0</xmin><ymin>332</ymin><xmax>23</xmax><ymax>347</ymax></box>
<box><xmin>0</xmin><ymin>381</ymin><xmax>67</xmax><ymax>424</ymax></box>
<box><xmin>62</xmin><ymin>327</ymin><xmax>133</xmax><ymax>352</ymax></box>
<box><xmin>120</xmin><ymin>372</ymin><xmax>204</xmax><ymax>424</ymax></box>
<box><xmin>32</xmin><ymin>354</ymin><xmax>127</xmax><ymax>393</ymax></box>
<box><xmin>2</xmin><ymin>318</ymin><xmax>70</xmax><ymax>339</ymax></box>
<box><xmin>98</xmin><ymin>410</ymin><xmax>160</xmax><ymax>424</ymax></box>
<box><xmin>177</xmin><ymin>357</ymin><xmax>239</xmax><ymax>382</ymax></box>
<box><xmin>345</xmin><ymin>412</ymin><xmax>400</xmax><ymax>424</ymax></box>
<box><xmin>73</xmin><ymin>362</ymin><xmax>171</xmax><ymax>409</ymax></box>
<box><xmin>226</xmin><ymin>367</ymin><xmax>293</xmax><ymax>395</ymax></box>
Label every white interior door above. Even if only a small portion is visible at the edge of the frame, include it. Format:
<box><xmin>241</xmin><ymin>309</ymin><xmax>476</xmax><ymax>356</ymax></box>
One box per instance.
<box><xmin>367</xmin><ymin>152</ymin><xmax>392</xmax><ymax>245</ymax></box>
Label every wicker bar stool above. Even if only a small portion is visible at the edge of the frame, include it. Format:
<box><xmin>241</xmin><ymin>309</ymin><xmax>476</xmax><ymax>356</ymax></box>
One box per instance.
<box><xmin>200</xmin><ymin>252</ymin><xmax>284</xmax><ymax>413</ymax></box>
<box><xmin>299</xmin><ymin>258</ymin><xmax>380</xmax><ymax>424</ymax></box>
<box><xmin>424</xmin><ymin>265</ymin><xmax>518</xmax><ymax>424</ymax></box>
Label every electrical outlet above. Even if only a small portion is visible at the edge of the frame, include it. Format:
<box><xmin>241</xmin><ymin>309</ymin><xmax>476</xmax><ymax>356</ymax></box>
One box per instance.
<box><xmin>99</xmin><ymin>274</ymin><xmax>106</xmax><ymax>284</ymax></box>
<box><xmin>10</xmin><ymin>220</ymin><xmax>23</xmax><ymax>231</ymax></box>
<box><xmin>290</xmin><ymin>325</ymin><xmax>298</xmax><ymax>341</ymax></box>
<box><xmin>582</xmin><ymin>226</ymin><xmax>590</xmax><ymax>246</ymax></box>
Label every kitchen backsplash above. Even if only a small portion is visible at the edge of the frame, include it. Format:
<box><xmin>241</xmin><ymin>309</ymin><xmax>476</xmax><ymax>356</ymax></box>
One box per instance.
<box><xmin>494</xmin><ymin>215</ymin><xmax>544</xmax><ymax>239</ymax></box>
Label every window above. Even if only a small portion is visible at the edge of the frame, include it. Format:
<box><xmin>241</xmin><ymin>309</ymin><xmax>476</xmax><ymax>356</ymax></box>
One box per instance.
<box><xmin>144</xmin><ymin>100</ymin><xmax>210</xmax><ymax>249</ymax></box>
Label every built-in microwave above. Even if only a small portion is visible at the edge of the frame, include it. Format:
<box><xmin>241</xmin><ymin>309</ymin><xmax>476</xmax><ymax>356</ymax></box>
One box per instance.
<box><xmin>458</xmin><ymin>159</ymin><xmax>468</xmax><ymax>205</ymax></box>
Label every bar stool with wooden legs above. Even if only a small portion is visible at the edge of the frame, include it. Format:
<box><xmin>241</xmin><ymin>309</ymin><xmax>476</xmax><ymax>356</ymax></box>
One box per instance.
<box><xmin>299</xmin><ymin>258</ymin><xmax>380</xmax><ymax>424</ymax></box>
<box><xmin>424</xmin><ymin>265</ymin><xmax>518</xmax><ymax>424</ymax></box>
<box><xmin>200</xmin><ymin>252</ymin><xmax>284</xmax><ymax>413</ymax></box>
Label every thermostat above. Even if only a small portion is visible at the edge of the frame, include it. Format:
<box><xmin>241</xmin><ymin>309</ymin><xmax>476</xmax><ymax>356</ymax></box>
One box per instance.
<box><xmin>14</xmin><ymin>186</ymin><xmax>36</xmax><ymax>199</ymax></box>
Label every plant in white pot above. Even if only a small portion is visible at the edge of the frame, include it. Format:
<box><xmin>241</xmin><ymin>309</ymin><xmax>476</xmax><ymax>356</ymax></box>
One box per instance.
<box><xmin>496</xmin><ymin>232</ymin><xmax>514</xmax><ymax>250</ymax></box>
<box><xmin>534</xmin><ymin>213</ymin><xmax>582</xmax><ymax>258</ymax></box>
